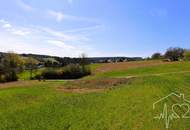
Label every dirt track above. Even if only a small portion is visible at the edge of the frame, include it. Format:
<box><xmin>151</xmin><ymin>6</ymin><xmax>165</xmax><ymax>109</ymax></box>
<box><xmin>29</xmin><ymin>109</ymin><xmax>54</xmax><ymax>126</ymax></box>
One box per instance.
<box><xmin>57</xmin><ymin>88</ymin><xmax>106</xmax><ymax>93</ymax></box>
<box><xmin>95</xmin><ymin>60</ymin><xmax>171</xmax><ymax>73</ymax></box>
<box><xmin>0</xmin><ymin>81</ymin><xmax>44</xmax><ymax>89</ymax></box>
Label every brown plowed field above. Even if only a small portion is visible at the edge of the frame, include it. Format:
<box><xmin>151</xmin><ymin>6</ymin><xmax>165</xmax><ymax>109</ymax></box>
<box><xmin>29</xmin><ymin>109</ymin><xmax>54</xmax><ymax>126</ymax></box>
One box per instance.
<box><xmin>94</xmin><ymin>60</ymin><xmax>170</xmax><ymax>73</ymax></box>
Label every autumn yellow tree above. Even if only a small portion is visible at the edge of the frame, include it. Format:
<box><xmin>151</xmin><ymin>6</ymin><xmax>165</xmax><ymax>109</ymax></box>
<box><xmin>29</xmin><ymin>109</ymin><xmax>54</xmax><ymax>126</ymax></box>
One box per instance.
<box><xmin>25</xmin><ymin>57</ymin><xmax>39</xmax><ymax>79</ymax></box>
<box><xmin>0</xmin><ymin>52</ymin><xmax>24</xmax><ymax>82</ymax></box>
<box><xmin>183</xmin><ymin>50</ymin><xmax>190</xmax><ymax>61</ymax></box>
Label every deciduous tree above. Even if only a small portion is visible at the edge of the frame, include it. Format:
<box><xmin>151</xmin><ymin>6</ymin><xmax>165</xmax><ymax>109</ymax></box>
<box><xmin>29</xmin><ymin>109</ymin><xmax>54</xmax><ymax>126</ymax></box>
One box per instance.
<box><xmin>164</xmin><ymin>47</ymin><xmax>184</xmax><ymax>61</ymax></box>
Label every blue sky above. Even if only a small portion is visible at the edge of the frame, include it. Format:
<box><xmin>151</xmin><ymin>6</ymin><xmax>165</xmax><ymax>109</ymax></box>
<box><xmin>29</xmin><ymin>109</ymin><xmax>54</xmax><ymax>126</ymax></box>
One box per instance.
<box><xmin>0</xmin><ymin>0</ymin><xmax>190</xmax><ymax>57</ymax></box>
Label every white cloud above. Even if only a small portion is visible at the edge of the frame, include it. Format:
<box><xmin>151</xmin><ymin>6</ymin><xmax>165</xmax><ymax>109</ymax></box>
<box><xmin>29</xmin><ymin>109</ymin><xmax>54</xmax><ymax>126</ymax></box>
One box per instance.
<box><xmin>48</xmin><ymin>10</ymin><xmax>97</xmax><ymax>23</ymax></box>
<box><xmin>40</xmin><ymin>27</ymin><xmax>89</xmax><ymax>42</ymax></box>
<box><xmin>65</xmin><ymin>24</ymin><xmax>105</xmax><ymax>33</ymax></box>
<box><xmin>12</xmin><ymin>30</ymin><xmax>30</xmax><ymax>36</ymax></box>
<box><xmin>0</xmin><ymin>33</ymin><xmax>90</xmax><ymax>57</ymax></box>
<box><xmin>48</xmin><ymin>10</ymin><xmax>64</xmax><ymax>22</ymax></box>
<box><xmin>47</xmin><ymin>40</ymin><xmax>87</xmax><ymax>56</ymax></box>
<box><xmin>0</xmin><ymin>32</ymin><xmax>140</xmax><ymax>57</ymax></box>
<box><xmin>0</xmin><ymin>19</ymin><xmax>6</xmax><ymax>23</ymax></box>
<box><xmin>0</xmin><ymin>19</ymin><xmax>9</xmax><ymax>25</ymax></box>
<box><xmin>0</xmin><ymin>19</ymin><xmax>31</xmax><ymax>36</ymax></box>
<box><xmin>0</xmin><ymin>19</ymin><xmax>12</xmax><ymax>28</ymax></box>
<box><xmin>16</xmin><ymin>0</ymin><xmax>33</xmax><ymax>11</ymax></box>
<box><xmin>0</xmin><ymin>19</ymin><xmax>119</xmax><ymax>57</ymax></box>
<box><xmin>0</xmin><ymin>19</ymin><xmax>94</xmax><ymax>57</ymax></box>
<box><xmin>2</xmin><ymin>23</ymin><xmax>12</xmax><ymax>28</ymax></box>
<box><xmin>47</xmin><ymin>40</ymin><xmax>75</xmax><ymax>49</ymax></box>
<box><xmin>68</xmin><ymin>0</ymin><xmax>73</xmax><ymax>4</ymax></box>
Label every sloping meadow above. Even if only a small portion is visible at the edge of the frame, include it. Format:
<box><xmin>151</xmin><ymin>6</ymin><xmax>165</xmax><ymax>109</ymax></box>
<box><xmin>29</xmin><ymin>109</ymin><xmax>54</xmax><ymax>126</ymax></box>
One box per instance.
<box><xmin>0</xmin><ymin>61</ymin><xmax>190</xmax><ymax>129</ymax></box>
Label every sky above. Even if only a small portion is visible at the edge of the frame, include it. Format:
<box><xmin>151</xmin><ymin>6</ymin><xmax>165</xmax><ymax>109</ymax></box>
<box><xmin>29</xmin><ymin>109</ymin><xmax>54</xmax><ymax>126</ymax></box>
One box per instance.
<box><xmin>0</xmin><ymin>0</ymin><xmax>190</xmax><ymax>57</ymax></box>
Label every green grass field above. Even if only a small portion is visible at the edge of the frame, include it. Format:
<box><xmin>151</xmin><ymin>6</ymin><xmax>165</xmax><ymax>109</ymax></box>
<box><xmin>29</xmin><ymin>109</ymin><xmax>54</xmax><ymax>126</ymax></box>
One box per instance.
<box><xmin>18</xmin><ymin>68</ymin><xmax>45</xmax><ymax>80</ymax></box>
<box><xmin>1</xmin><ymin>61</ymin><xmax>190</xmax><ymax>130</ymax></box>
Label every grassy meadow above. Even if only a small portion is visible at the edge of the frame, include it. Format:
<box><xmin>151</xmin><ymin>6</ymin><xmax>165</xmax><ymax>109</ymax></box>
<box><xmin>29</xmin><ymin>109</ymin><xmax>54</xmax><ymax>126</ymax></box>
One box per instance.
<box><xmin>0</xmin><ymin>61</ymin><xmax>190</xmax><ymax>129</ymax></box>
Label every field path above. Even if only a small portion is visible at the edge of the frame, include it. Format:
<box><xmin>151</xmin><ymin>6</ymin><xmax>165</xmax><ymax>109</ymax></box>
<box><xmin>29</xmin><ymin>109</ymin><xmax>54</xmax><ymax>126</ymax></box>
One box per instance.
<box><xmin>123</xmin><ymin>70</ymin><xmax>190</xmax><ymax>78</ymax></box>
<box><xmin>95</xmin><ymin>60</ymin><xmax>171</xmax><ymax>73</ymax></box>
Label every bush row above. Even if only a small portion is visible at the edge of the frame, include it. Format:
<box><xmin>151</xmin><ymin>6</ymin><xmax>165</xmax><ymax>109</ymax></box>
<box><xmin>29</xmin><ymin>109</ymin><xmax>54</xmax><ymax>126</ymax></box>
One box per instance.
<box><xmin>36</xmin><ymin>64</ymin><xmax>91</xmax><ymax>80</ymax></box>
<box><xmin>0</xmin><ymin>72</ymin><xmax>18</xmax><ymax>83</ymax></box>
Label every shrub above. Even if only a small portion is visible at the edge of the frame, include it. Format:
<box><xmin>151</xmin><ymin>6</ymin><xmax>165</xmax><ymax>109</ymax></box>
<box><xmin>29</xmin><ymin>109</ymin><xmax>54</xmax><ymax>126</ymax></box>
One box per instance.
<box><xmin>63</xmin><ymin>64</ymin><xmax>91</xmax><ymax>79</ymax></box>
<box><xmin>41</xmin><ymin>69</ymin><xmax>61</xmax><ymax>79</ymax></box>
<box><xmin>0</xmin><ymin>75</ymin><xmax>6</xmax><ymax>83</ymax></box>
<box><xmin>0</xmin><ymin>72</ymin><xmax>18</xmax><ymax>83</ymax></box>
<box><xmin>35</xmin><ymin>74</ymin><xmax>44</xmax><ymax>81</ymax></box>
<box><xmin>183</xmin><ymin>50</ymin><xmax>190</xmax><ymax>61</ymax></box>
<box><xmin>151</xmin><ymin>52</ymin><xmax>163</xmax><ymax>59</ymax></box>
<box><xmin>39</xmin><ymin>64</ymin><xmax>91</xmax><ymax>80</ymax></box>
<box><xmin>7</xmin><ymin>71</ymin><xmax>18</xmax><ymax>82</ymax></box>
<box><xmin>164</xmin><ymin>47</ymin><xmax>184</xmax><ymax>61</ymax></box>
<box><xmin>0</xmin><ymin>52</ymin><xmax>23</xmax><ymax>82</ymax></box>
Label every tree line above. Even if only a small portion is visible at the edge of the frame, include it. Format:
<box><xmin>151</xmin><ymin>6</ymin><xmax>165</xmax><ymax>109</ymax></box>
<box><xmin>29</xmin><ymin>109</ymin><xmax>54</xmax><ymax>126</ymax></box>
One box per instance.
<box><xmin>1</xmin><ymin>48</ymin><xmax>190</xmax><ymax>83</ymax></box>
<box><xmin>151</xmin><ymin>47</ymin><xmax>190</xmax><ymax>61</ymax></box>
<box><xmin>0</xmin><ymin>52</ymin><xmax>91</xmax><ymax>82</ymax></box>
<box><xmin>0</xmin><ymin>52</ymin><xmax>38</xmax><ymax>82</ymax></box>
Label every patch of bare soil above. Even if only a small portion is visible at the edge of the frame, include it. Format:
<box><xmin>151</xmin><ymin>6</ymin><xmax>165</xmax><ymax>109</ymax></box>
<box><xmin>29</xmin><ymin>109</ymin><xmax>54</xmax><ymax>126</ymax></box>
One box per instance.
<box><xmin>57</xmin><ymin>77</ymin><xmax>134</xmax><ymax>93</ymax></box>
<box><xmin>0</xmin><ymin>81</ymin><xmax>44</xmax><ymax>89</ymax></box>
<box><xmin>57</xmin><ymin>88</ymin><xmax>105</xmax><ymax>93</ymax></box>
<box><xmin>94</xmin><ymin>60</ymin><xmax>171</xmax><ymax>73</ymax></box>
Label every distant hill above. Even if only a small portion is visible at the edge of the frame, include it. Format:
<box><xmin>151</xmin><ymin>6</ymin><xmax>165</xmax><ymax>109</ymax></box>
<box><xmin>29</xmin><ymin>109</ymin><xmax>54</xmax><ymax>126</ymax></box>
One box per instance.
<box><xmin>20</xmin><ymin>53</ymin><xmax>143</xmax><ymax>63</ymax></box>
<box><xmin>88</xmin><ymin>57</ymin><xmax>143</xmax><ymax>63</ymax></box>
<box><xmin>0</xmin><ymin>52</ymin><xmax>143</xmax><ymax>66</ymax></box>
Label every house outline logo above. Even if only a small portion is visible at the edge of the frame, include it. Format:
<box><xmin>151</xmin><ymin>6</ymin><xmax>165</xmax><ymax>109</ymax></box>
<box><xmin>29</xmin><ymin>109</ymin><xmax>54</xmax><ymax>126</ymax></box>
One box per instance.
<box><xmin>153</xmin><ymin>92</ymin><xmax>190</xmax><ymax>129</ymax></box>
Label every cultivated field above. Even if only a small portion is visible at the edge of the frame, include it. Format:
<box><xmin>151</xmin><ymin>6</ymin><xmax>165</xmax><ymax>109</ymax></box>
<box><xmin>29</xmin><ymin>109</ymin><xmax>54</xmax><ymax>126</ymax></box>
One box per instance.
<box><xmin>0</xmin><ymin>60</ymin><xmax>190</xmax><ymax>130</ymax></box>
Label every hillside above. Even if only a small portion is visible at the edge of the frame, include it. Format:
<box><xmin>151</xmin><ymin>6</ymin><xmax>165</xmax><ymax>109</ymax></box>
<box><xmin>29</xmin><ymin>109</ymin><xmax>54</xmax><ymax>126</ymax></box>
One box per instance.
<box><xmin>0</xmin><ymin>61</ymin><xmax>190</xmax><ymax>129</ymax></box>
<box><xmin>0</xmin><ymin>52</ymin><xmax>143</xmax><ymax>65</ymax></box>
